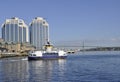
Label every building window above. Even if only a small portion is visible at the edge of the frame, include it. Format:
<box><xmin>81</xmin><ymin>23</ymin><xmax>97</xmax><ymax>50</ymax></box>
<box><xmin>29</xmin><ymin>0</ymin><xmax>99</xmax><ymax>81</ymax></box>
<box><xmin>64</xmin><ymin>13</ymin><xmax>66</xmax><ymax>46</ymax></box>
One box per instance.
<box><xmin>43</xmin><ymin>21</ymin><xmax>45</xmax><ymax>24</ymax></box>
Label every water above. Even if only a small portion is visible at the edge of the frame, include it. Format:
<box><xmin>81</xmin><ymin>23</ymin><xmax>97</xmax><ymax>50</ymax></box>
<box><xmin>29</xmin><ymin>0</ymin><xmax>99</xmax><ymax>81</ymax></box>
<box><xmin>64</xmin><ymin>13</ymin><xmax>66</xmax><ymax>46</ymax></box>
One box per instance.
<box><xmin>0</xmin><ymin>51</ymin><xmax>120</xmax><ymax>82</ymax></box>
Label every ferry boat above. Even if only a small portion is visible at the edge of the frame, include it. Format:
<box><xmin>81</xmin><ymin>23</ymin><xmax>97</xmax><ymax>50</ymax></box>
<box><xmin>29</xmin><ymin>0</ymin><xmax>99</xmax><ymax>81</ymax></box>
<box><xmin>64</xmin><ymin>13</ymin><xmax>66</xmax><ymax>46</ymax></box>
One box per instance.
<box><xmin>28</xmin><ymin>42</ymin><xmax>67</xmax><ymax>60</ymax></box>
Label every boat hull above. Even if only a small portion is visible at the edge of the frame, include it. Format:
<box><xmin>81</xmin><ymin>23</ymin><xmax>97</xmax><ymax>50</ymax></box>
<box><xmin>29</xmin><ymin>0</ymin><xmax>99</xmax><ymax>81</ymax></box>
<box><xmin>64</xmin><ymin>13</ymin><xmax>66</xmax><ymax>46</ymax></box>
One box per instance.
<box><xmin>28</xmin><ymin>56</ymin><xmax>67</xmax><ymax>60</ymax></box>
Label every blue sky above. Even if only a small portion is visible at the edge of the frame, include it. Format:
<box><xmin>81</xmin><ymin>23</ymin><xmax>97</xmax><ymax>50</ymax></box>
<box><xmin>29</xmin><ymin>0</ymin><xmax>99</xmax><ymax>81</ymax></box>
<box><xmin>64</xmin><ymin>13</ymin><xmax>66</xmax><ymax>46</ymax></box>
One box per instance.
<box><xmin>0</xmin><ymin>0</ymin><xmax>120</xmax><ymax>46</ymax></box>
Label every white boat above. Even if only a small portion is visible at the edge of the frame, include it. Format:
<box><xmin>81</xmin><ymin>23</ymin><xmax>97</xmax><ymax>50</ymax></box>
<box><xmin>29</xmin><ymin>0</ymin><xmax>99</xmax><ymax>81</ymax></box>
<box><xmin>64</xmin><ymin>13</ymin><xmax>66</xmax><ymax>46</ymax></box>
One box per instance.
<box><xmin>28</xmin><ymin>42</ymin><xmax>67</xmax><ymax>60</ymax></box>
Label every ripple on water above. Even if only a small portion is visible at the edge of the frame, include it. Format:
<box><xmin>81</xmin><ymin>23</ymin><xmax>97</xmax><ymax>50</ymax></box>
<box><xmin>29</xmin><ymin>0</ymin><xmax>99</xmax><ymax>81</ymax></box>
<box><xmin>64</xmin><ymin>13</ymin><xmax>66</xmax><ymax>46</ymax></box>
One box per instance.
<box><xmin>0</xmin><ymin>51</ymin><xmax>120</xmax><ymax>82</ymax></box>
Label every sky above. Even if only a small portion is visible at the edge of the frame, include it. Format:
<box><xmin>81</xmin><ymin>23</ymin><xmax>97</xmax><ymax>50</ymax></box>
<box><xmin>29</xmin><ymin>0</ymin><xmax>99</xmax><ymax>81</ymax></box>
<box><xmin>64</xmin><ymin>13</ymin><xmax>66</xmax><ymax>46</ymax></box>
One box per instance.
<box><xmin>0</xmin><ymin>0</ymin><xmax>120</xmax><ymax>46</ymax></box>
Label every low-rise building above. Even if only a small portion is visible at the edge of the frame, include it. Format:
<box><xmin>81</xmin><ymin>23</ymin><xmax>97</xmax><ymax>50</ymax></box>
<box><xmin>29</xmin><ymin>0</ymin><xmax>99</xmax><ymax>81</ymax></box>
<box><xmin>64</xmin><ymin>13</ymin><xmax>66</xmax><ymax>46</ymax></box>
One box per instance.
<box><xmin>0</xmin><ymin>41</ymin><xmax>35</xmax><ymax>53</ymax></box>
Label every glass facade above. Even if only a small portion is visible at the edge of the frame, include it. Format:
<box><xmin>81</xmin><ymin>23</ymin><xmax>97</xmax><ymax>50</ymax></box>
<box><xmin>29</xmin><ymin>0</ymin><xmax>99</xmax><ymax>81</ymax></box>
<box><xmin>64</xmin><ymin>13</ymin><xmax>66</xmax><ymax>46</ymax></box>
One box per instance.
<box><xmin>15</xmin><ymin>24</ymin><xmax>18</xmax><ymax>42</ymax></box>
<box><xmin>19</xmin><ymin>27</ymin><xmax>22</xmax><ymax>42</ymax></box>
<box><xmin>2</xmin><ymin>17</ymin><xmax>28</xmax><ymax>43</ymax></box>
<box><xmin>29</xmin><ymin>17</ymin><xmax>49</xmax><ymax>50</ymax></box>
<box><xmin>23</xmin><ymin>28</ymin><xmax>26</xmax><ymax>42</ymax></box>
<box><xmin>2</xmin><ymin>25</ymin><xmax>5</xmax><ymax>41</ymax></box>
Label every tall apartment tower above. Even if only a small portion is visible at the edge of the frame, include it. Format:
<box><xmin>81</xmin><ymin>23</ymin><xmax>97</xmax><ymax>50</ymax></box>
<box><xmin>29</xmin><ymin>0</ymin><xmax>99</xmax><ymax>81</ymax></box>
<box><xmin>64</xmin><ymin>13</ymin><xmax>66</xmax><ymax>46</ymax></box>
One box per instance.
<box><xmin>29</xmin><ymin>17</ymin><xmax>49</xmax><ymax>50</ymax></box>
<box><xmin>2</xmin><ymin>17</ymin><xmax>29</xmax><ymax>43</ymax></box>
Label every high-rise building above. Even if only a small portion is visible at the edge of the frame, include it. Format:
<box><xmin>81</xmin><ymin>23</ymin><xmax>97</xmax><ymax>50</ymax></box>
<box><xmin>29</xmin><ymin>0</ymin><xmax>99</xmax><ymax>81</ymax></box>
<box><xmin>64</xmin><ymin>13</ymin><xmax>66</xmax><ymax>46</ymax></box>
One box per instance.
<box><xmin>29</xmin><ymin>17</ymin><xmax>49</xmax><ymax>50</ymax></box>
<box><xmin>2</xmin><ymin>17</ymin><xmax>29</xmax><ymax>43</ymax></box>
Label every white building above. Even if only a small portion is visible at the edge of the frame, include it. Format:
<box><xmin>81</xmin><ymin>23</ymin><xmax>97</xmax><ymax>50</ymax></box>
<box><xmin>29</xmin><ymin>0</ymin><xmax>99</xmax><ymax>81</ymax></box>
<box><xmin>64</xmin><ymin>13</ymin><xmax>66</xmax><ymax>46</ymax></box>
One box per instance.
<box><xmin>29</xmin><ymin>17</ymin><xmax>49</xmax><ymax>50</ymax></box>
<box><xmin>2</xmin><ymin>17</ymin><xmax>29</xmax><ymax>43</ymax></box>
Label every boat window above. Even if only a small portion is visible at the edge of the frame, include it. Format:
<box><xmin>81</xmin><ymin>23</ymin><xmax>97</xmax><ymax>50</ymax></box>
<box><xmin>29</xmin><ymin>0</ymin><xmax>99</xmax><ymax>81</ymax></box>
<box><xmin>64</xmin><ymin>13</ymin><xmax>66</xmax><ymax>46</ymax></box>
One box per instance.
<box><xmin>43</xmin><ymin>53</ymin><xmax>58</xmax><ymax>55</ymax></box>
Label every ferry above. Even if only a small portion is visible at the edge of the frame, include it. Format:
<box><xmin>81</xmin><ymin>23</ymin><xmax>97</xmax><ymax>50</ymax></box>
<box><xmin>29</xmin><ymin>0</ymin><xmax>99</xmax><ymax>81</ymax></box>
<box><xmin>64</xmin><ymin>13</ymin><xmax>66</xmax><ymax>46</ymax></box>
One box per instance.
<box><xmin>28</xmin><ymin>42</ymin><xmax>67</xmax><ymax>60</ymax></box>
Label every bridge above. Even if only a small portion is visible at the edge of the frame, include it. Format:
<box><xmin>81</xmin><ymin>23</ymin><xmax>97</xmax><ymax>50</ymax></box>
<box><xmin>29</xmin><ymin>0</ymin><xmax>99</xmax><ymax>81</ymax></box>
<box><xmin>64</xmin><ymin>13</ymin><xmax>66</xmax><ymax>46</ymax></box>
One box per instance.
<box><xmin>52</xmin><ymin>41</ymin><xmax>120</xmax><ymax>52</ymax></box>
<box><xmin>54</xmin><ymin>45</ymin><xmax>120</xmax><ymax>53</ymax></box>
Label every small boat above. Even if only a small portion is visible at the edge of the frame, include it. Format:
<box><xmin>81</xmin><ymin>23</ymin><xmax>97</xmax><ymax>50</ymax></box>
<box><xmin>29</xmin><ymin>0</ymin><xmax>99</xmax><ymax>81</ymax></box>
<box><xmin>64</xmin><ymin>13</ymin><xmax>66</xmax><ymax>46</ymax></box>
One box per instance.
<box><xmin>28</xmin><ymin>42</ymin><xmax>67</xmax><ymax>60</ymax></box>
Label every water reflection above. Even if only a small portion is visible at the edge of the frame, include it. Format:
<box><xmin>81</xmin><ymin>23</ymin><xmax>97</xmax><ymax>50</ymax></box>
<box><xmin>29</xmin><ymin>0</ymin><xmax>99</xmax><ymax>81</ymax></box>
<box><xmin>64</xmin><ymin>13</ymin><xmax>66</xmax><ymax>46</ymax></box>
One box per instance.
<box><xmin>0</xmin><ymin>57</ymin><xmax>67</xmax><ymax>82</ymax></box>
<box><xmin>0</xmin><ymin>57</ymin><xmax>29</xmax><ymax>82</ymax></box>
<box><xmin>28</xmin><ymin>59</ymin><xmax>67</xmax><ymax>82</ymax></box>
<box><xmin>1</xmin><ymin>52</ymin><xmax>120</xmax><ymax>81</ymax></box>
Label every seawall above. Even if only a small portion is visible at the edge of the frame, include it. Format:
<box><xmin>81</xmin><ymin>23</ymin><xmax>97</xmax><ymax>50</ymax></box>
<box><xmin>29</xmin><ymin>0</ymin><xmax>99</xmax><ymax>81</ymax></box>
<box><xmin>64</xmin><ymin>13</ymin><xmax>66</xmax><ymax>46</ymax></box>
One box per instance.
<box><xmin>0</xmin><ymin>52</ymin><xmax>28</xmax><ymax>58</ymax></box>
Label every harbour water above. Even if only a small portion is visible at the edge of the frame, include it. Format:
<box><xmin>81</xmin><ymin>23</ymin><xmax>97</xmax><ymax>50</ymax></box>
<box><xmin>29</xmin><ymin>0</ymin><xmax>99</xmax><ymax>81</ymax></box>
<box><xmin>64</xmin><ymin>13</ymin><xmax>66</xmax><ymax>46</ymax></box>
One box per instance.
<box><xmin>0</xmin><ymin>51</ymin><xmax>120</xmax><ymax>82</ymax></box>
